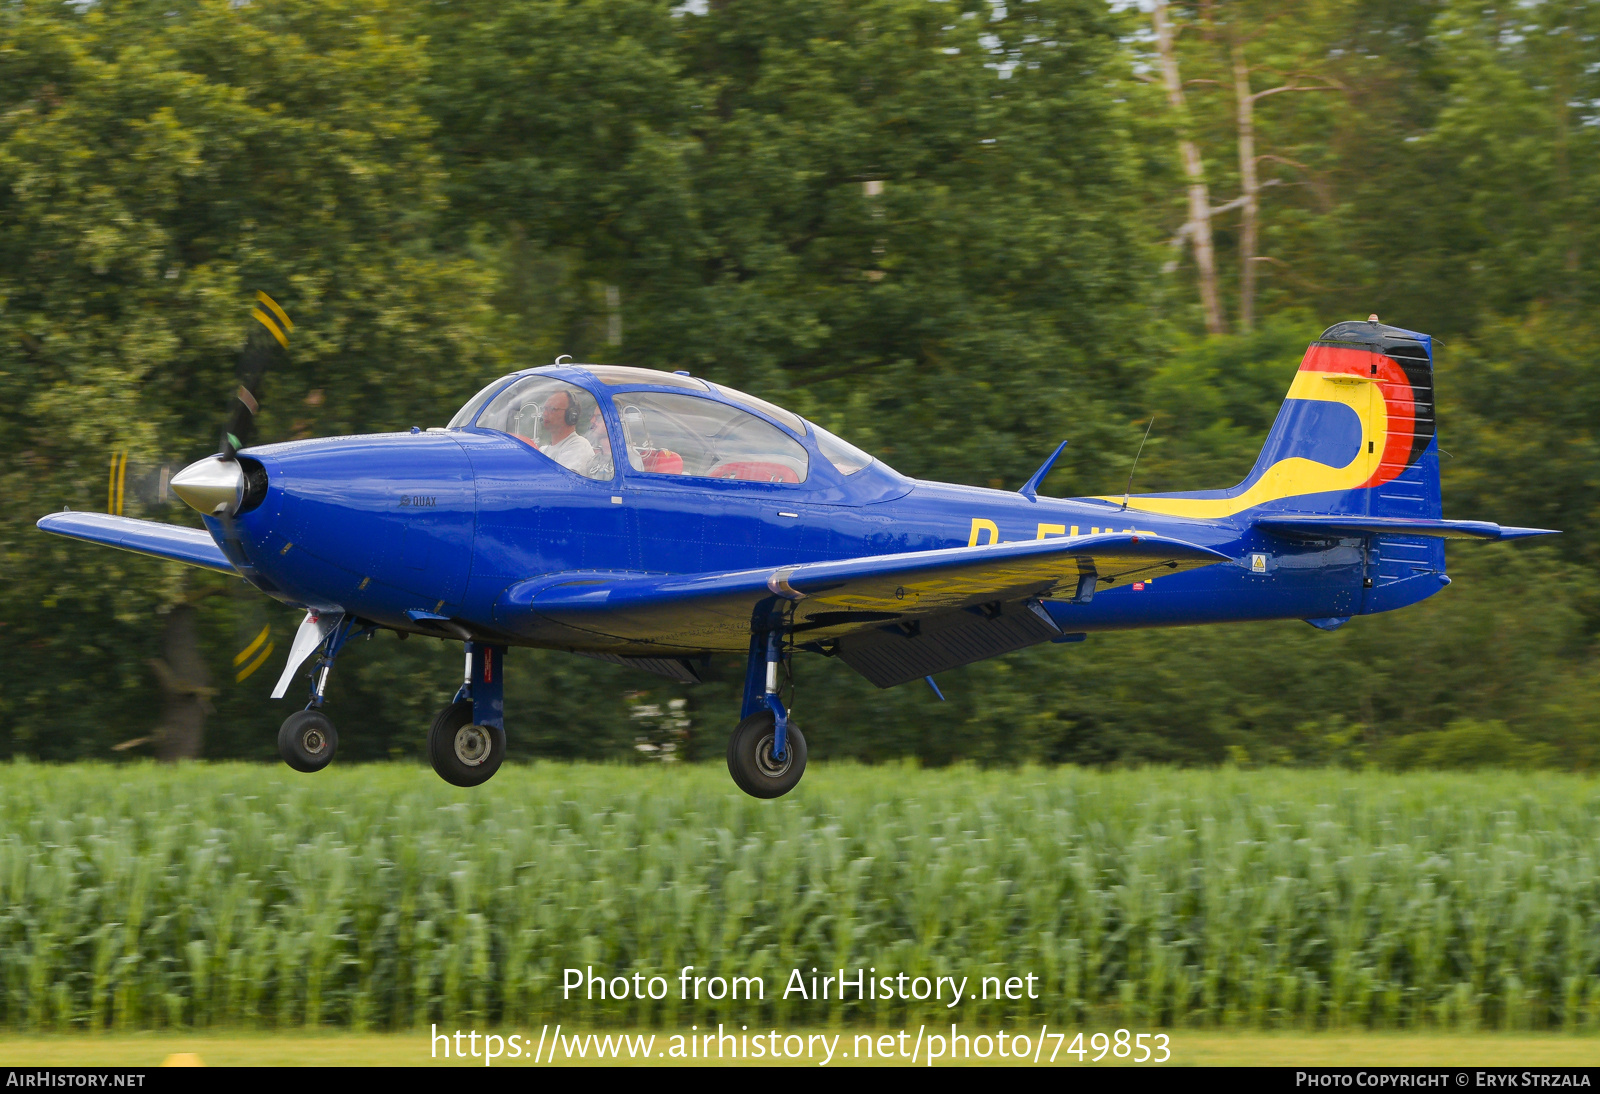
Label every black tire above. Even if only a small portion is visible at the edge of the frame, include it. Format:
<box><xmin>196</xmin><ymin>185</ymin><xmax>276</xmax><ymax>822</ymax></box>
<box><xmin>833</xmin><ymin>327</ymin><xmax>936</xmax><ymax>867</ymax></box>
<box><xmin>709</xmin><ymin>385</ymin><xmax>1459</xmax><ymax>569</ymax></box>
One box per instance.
<box><xmin>278</xmin><ymin>710</ymin><xmax>338</xmax><ymax>773</ymax></box>
<box><xmin>726</xmin><ymin>709</ymin><xmax>807</xmax><ymax>799</ymax></box>
<box><xmin>428</xmin><ymin>699</ymin><xmax>505</xmax><ymax>787</ymax></box>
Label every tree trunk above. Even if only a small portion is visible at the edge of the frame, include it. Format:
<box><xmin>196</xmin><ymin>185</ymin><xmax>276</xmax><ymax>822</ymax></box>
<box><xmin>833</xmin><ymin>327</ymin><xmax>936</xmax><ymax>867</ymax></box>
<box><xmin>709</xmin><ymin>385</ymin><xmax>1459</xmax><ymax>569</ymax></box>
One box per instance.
<box><xmin>151</xmin><ymin>602</ymin><xmax>212</xmax><ymax>760</ymax></box>
<box><xmin>1232</xmin><ymin>40</ymin><xmax>1259</xmax><ymax>332</ymax></box>
<box><xmin>1153</xmin><ymin>1</ymin><xmax>1226</xmax><ymax>335</ymax></box>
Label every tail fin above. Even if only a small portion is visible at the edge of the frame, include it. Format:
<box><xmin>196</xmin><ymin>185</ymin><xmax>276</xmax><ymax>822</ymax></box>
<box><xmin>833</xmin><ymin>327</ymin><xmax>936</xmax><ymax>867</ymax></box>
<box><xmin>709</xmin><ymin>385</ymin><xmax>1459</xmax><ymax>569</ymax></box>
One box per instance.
<box><xmin>1117</xmin><ymin>320</ymin><xmax>1441</xmax><ymax>521</ymax></box>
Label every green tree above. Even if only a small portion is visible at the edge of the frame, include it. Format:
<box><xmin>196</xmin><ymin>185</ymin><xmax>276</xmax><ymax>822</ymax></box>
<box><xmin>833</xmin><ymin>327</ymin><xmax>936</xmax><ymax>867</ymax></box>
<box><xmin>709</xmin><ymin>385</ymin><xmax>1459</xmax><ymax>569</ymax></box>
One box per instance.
<box><xmin>420</xmin><ymin>0</ymin><xmax>1160</xmax><ymax>494</ymax></box>
<box><xmin>0</xmin><ymin>0</ymin><xmax>499</xmax><ymax>758</ymax></box>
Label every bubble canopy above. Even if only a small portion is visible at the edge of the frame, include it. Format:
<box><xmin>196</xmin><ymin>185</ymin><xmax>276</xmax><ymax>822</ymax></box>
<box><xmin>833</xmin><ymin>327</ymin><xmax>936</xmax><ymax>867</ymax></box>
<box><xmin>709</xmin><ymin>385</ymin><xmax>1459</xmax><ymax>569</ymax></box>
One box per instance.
<box><xmin>447</xmin><ymin>365</ymin><xmax>892</xmax><ymax>478</ymax></box>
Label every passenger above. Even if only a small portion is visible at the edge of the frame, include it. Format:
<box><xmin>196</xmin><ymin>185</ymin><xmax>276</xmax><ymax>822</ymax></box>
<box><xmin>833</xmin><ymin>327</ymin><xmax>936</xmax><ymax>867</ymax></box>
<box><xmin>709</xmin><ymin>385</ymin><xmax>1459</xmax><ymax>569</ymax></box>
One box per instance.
<box><xmin>540</xmin><ymin>391</ymin><xmax>596</xmax><ymax>474</ymax></box>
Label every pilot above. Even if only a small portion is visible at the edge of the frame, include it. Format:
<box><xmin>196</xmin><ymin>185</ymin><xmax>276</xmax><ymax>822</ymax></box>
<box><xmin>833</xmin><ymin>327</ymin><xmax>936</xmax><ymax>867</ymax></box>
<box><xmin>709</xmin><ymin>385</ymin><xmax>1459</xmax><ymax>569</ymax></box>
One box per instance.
<box><xmin>540</xmin><ymin>390</ymin><xmax>597</xmax><ymax>474</ymax></box>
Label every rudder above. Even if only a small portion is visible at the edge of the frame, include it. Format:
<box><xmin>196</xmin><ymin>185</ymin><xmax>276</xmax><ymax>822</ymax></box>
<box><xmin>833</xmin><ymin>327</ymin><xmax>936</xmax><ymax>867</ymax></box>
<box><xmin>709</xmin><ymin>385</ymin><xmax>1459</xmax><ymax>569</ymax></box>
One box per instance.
<box><xmin>1284</xmin><ymin>319</ymin><xmax>1440</xmax><ymax>520</ymax></box>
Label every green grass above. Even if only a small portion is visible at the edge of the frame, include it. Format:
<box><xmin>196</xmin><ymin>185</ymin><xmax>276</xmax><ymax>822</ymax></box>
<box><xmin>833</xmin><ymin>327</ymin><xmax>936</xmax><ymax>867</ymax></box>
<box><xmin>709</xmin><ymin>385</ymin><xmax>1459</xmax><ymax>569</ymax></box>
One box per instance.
<box><xmin>2</xmin><ymin>761</ymin><xmax>1599</xmax><ymax>1032</ymax></box>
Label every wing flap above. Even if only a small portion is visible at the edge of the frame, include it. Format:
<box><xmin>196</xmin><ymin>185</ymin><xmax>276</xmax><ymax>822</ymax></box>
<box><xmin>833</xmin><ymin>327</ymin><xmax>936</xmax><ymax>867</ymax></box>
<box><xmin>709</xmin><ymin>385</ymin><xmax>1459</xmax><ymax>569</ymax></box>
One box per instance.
<box><xmin>499</xmin><ymin>532</ymin><xmax>1228</xmax><ymax>652</ymax></box>
<box><xmin>37</xmin><ymin>512</ymin><xmax>237</xmax><ymax>575</ymax></box>
<box><xmin>1255</xmin><ymin>515</ymin><xmax>1559</xmax><ymax>541</ymax></box>
<box><xmin>574</xmin><ymin>651</ymin><xmax>705</xmax><ymax>684</ymax></box>
<box><xmin>835</xmin><ymin>598</ymin><xmax>1062</xmax><ymax>688</ymax></box>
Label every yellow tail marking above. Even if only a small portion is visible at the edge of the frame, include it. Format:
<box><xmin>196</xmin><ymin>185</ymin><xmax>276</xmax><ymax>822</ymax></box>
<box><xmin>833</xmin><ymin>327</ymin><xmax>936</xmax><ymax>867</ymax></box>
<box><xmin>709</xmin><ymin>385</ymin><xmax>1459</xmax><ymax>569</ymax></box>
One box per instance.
<box><xmin>1096</xmin><ymin>368</ymin><xmax>1388</xmax><ymax>519</ymax></box>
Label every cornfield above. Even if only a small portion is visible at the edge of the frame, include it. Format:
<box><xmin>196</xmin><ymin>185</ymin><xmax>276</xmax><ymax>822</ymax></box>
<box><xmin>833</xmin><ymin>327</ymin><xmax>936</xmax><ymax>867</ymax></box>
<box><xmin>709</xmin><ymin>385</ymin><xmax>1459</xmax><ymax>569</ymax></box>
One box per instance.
<box><xmin>2</xmin><ymin>761</ymin><xmax>1599</xmax><ymax>1031</ymax></box>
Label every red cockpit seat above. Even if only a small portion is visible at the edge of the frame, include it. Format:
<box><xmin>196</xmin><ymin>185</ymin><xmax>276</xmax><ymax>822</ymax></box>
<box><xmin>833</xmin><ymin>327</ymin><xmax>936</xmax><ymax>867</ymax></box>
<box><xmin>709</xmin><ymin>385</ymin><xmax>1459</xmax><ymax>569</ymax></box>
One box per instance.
<box><xmin>640</xmin><ymin>449</ymin><xmax>684</xmax><ymax>474</ymax></box>
<box><xmin>709</xmin><ymin>460</ymin><xmax>800</xmax><ymax>483</ymax></box>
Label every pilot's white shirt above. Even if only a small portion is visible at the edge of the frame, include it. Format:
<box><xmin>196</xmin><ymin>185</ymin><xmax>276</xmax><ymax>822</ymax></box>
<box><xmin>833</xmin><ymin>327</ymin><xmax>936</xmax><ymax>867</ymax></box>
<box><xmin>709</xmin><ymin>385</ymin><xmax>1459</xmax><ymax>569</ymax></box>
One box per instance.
<box><xmin>544</xmin><ymin>429</ymin><xmax>595</xmax><ymax>473</ymax></box>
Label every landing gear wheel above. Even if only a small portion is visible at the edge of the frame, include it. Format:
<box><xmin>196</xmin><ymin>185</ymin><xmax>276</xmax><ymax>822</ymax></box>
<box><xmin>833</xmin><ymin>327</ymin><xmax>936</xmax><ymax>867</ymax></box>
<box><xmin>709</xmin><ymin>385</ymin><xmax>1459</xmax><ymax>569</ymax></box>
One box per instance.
<box><xmin>278</xmin><ymin>710</ymin><xmax>338</xmax><ymax>773</ymax></box>
<box><xmin>428</xmin><ymin>699</ymin><xmax>505</xmax><ymax>787</ymax></box>
<box><xmin>726</xmin><ymin>709</ymin><xmax>807</xmax><ymax>799</ymax></box>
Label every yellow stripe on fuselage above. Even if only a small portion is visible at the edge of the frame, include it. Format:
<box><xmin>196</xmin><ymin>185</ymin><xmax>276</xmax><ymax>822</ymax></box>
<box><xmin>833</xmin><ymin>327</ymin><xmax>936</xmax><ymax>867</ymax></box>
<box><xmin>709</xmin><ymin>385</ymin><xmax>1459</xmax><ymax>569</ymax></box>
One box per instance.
<box><xmin>1095</xmin><ymin>370</ymin><xmax>1387</xmax><ymax>520</ymax></box>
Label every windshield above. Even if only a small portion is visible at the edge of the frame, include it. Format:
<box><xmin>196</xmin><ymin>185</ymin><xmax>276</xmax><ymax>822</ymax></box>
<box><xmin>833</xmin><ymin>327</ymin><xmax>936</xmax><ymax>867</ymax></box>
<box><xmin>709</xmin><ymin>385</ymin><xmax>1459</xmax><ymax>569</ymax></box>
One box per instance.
<box><xmin>811</xmin><ymin>422</ymin><xmax>879</xmax><ymax>475</ymax></box>
<box><xmin>448</xmin><ymin>377</ymin><xmax>513</xmax><ymax>429</ymax></box>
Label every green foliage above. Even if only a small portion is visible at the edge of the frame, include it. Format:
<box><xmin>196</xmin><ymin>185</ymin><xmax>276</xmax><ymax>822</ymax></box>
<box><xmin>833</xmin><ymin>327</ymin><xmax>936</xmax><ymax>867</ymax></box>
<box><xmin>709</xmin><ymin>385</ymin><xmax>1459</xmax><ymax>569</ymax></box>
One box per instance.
<box><xmin>0</xmin><ymin>0</ymin><xmax>501</xmax><ymax>756</ymax></box>
<box><xmin>2</xmin><ymin>0</ymin><xmax>1600</xmax><ymax>769</ymax></box>
<box><xmin>1378</xmin><ymin>719</ymin><xmax>1557</xmax><ymax>772</ymax></box>
<box><xmin>1439</xmin><ymin>310</ymin><xmax>1600</xmax><ymax>571</ymax></box>
<box><xmin>5</xmin><ymin>763</ymin><xmax>1600</xmax><ymax>1031</ymax></box>
<box><xmin>420</xmin><ymin>0</ymin><xmax>1157</xmax><ymax>491</ymax></box>
<box><xmin>1136</xmin><ymin>314</ymin><xmax>1318</xmax><ymax>493</ymax></box>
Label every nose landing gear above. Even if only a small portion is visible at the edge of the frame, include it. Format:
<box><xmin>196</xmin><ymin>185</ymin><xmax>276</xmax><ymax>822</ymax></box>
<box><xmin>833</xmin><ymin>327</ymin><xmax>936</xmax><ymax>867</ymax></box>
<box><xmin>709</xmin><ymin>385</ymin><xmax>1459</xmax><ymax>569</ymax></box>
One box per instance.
<box><xmin>273</xmin><ymin>611</ymin><xmax>367</xmax><ymax>773</ymax></box>
<box><xmin>278</xmin><ymin>709</ymin><xmax>338</xmax><ymax>772</ymax></box>
<box><xmin>427</xmin><ymin>641</ymin><xmax>506</xmax><ymax>787</ymax></box>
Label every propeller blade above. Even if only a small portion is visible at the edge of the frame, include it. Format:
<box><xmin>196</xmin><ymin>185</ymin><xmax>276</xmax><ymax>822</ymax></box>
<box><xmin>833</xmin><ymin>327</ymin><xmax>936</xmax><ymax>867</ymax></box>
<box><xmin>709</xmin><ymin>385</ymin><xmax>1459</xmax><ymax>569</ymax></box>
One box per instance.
<box><xmin>219</xmin><ymin>291</ymin><xmax>292</xmax><ymax>460</ymax></box>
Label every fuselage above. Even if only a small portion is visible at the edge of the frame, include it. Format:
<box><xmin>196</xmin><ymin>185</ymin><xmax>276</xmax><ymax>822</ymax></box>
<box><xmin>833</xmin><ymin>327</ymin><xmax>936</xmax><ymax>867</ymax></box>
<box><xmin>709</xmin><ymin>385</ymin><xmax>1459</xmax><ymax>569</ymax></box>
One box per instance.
<box><xmin>206</xmin><ymin>365</ymin><xmax>1446</xmax><ymax>655</ymax></box>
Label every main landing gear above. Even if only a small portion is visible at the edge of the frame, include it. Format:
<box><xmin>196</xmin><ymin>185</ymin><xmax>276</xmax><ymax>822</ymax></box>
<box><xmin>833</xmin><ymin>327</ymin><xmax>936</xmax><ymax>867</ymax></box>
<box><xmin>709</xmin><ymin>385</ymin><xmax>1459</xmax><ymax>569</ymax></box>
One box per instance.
<box><xmin>427</xmin><ymin>642</ymin><xmax>506</xmax><ymax>787</ymax></box>
<box><xmin>272</xmin><ymin>610</ymin><xmax>799</xmax><ymax>796</ymax></box>
<box><xmin>728</xmin><ymin>629</ymin><xmax>807</xmax><ymax>798</ymax></box>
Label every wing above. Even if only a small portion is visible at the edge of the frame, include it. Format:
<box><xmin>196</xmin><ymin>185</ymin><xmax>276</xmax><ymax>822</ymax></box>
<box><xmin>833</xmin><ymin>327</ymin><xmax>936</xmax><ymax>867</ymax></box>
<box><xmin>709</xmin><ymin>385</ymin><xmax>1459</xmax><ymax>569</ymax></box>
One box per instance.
<box><xmin>36</xmin><ymin>512</ymin><xmax>237</xmax><ymax>574</ymax></box>
<box><xmin>496</xmin><ymin>532</ymin><xmax>1230</xmax><ymax>655</ymax></box>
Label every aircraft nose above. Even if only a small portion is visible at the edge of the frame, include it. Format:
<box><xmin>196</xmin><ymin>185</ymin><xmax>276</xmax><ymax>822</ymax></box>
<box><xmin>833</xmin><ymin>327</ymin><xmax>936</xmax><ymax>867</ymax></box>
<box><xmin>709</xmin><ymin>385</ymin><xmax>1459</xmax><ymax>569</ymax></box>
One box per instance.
<box><xmin>170</xmin><ymin>455</ymin><xmax>245</xmax><ymax>516</ymax></box>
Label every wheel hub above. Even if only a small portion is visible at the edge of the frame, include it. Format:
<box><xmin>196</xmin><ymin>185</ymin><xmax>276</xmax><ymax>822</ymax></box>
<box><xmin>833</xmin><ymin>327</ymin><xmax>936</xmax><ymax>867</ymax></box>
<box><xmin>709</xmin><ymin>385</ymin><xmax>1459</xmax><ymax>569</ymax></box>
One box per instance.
<box><xmin>454</xmin><ymin>725</ymin><xmax>491</xmax><ymax>766</ymax></box>
<box><xmin>755</xmin><ymin>732</ymin><xmax>792</xmax><ymax>778</ymax></box>
<box><xmin>301</xmin><ymin>728</ymin><xmax>326</xmax><ymax>755</ymax></box>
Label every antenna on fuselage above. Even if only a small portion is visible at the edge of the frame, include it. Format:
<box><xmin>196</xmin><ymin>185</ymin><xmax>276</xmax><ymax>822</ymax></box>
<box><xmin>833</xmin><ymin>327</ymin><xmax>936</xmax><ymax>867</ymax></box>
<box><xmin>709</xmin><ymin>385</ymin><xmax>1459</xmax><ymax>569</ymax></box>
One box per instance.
<box><xmin>1121</xmin><ymin>414</ymin><xmax>1157</xmax><ymax>511</ymax></box>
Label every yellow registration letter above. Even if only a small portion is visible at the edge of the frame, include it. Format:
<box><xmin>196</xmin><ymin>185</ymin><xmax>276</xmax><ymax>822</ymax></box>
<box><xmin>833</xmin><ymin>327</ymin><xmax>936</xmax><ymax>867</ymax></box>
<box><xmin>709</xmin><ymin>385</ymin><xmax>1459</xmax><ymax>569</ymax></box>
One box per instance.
<box><xmin>1036</xmin><ymin>523</ymin><xmax>1066</xmax><ymax>540</ymax></box>
<box><xmin>968</xmin><ymin>518</ymin><xmax>1000</xmax><ymax>547</ymax></box>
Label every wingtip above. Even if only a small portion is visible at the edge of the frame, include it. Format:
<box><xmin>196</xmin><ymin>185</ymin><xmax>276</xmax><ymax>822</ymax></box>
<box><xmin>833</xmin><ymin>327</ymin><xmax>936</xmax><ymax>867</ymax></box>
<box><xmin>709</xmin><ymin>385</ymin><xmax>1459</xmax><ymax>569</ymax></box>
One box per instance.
<box><xmin>1495</xmin><ymin>526</ymin><xmax>1561</xmax><ymax>540</ymax></box>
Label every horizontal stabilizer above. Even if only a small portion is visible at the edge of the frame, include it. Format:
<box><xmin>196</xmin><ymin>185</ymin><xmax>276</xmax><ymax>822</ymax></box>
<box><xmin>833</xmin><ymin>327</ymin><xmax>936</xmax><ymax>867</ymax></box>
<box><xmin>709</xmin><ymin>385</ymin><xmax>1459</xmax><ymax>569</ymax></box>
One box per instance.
<box><xmin>1254</xmin><ymin>515</ymin><xmax>1558</xmax><ymax>541</ymax></box>
<box><xmin>36</xmin><ymin>512</ymin><xmax>236</xmax><ymax>574</ymax></box>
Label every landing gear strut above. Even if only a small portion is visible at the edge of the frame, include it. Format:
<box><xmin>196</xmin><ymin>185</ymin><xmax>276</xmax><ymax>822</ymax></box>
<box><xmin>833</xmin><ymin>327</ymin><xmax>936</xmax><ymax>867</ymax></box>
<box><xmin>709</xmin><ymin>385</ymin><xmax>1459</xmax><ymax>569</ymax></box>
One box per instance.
<box><xmin>428</xmin><ymin>641</ymin><xmax>506</xmax><ymax>787</ymax></box>
<box><xmin>274</xmin><ymin>612</ymin><xmax>361</xmax><ymax>773</ymax></box>
<box><xmin>728</xmin><ymin>629</ymin><xmax>807</xmax><ymax>798</ymax></box>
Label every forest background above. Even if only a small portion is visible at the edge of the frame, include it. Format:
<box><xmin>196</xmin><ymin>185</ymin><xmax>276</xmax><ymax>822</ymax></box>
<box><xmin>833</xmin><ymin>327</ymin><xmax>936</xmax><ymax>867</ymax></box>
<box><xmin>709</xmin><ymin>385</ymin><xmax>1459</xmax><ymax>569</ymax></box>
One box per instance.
<box><xmin>2</xmin><ymin>0</ymin><xmax>1595</xmax><ymax>771</ymax></box>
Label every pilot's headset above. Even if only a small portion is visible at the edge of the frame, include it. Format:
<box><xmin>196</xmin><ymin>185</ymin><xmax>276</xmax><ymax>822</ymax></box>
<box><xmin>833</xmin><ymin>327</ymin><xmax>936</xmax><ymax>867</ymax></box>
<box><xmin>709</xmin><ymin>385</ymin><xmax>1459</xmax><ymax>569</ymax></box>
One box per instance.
<box><xmin>562</xmin><ymin>391</ymin><xmax>584</xmax><ymax>429</ymax></box>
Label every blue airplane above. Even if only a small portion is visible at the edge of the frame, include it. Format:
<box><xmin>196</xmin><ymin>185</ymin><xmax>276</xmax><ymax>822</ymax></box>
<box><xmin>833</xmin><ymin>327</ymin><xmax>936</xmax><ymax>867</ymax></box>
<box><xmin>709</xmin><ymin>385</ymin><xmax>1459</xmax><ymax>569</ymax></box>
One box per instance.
<box><xmin>38</xmin><ymin>301</ymin><xmax>1554</xmax><ymax>796</ymax></box>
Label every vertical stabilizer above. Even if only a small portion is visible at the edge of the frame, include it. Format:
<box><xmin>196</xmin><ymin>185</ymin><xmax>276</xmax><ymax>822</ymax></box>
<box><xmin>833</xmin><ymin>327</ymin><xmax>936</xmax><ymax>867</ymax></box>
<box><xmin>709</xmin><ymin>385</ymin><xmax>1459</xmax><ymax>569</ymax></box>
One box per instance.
<box><xmin>1112</xmin><ymin>319</ymin><xmax>1441</xmax><ymax>522</ymax></box>
<box><xmin>1275</xmin><ymin>319</ymin><xmax>1440</xmax><ymax>520</ymax></box>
